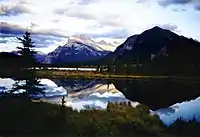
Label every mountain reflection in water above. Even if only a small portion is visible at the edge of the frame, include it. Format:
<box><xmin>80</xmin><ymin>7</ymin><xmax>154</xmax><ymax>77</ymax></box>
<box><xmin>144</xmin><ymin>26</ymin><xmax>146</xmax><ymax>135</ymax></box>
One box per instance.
<box><xmin>112</xmin><ymin>79</ymin><xmax>200</xmax><ymax>110</ymax></box>
<box><xmin>0</xmin><ymin>78</ymin><xmax>200</xmax><ymax>125</ymax></box>
<box><xmin>52</xmin><ymin>78</ymin><xmax>200</xmax><ymax>125</ymax></box>
<box><xmin>46</xmin><ymin>79</ymin><xmax>138</xmax><ymax>110</ymax></box>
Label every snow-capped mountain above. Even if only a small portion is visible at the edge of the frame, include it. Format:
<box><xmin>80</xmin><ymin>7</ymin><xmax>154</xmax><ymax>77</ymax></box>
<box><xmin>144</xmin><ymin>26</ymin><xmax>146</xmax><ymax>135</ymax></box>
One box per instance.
<box><xmin>68</xmin><ymin>35</ymin><xmax>118</xmax><ymax>52</ymax></box>
<box><xmin>43</xmin><ymin>35</ymin><xmax>118</xmax><ymax>64</ymax></box>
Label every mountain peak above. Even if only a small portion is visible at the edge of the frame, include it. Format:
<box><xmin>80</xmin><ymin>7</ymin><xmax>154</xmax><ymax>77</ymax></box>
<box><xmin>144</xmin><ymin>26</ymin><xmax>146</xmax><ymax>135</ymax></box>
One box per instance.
<box><xmin>141</xmin><ymin>26</ymin><xmax>176</xmax><ymax>38</ymax></box>
<box><xmin>66</xmin><ymin>35</ymin><xmax>118</xmax><ymax>52</ymax></box>
<box><xmin>148</xmin><ymin>26</ymin><xmax>167</xmax><ymax>33</ymax></box>
<box><xmin>152</xmin><ymin>26</ymin><xmax>163</xmax><ymax>30</ymax></box>
<box><xmin>67</xmin><ymin>35</ymin><xmax>93</xmax><ymax>47</ymax></box>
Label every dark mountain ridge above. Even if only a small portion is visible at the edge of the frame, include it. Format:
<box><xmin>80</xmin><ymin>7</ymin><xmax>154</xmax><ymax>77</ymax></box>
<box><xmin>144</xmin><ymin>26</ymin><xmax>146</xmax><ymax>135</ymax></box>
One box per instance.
<box><xmin>101</xmin><ymin>26</ymin><xmax>200</xmax><ymax>75</ymax></box>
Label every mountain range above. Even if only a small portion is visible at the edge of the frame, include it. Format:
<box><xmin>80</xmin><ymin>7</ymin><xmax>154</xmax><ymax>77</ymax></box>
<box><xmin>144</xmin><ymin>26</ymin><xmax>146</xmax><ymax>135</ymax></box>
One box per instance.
<box><xmin>42</xmin><ymin>26</ymin><xmax>200</xmax><ymax>70</ymax></box>
<box><xmin>1</xmin><ymin>26</ymin><xmax>200</xmax><ymax>75</ymax></box>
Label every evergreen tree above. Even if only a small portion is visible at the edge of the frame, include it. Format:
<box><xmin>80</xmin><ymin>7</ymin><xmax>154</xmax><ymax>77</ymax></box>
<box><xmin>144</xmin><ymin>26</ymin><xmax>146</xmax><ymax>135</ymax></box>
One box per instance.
<box><xmin>9</xmin><ymin>31</ymin><xmax>44</xmax><ymax>99</ymax></box>
<box><xmin>17</xmin><ymin>31</ymin><xmax>37</xmax><ymax>69</ymax></box>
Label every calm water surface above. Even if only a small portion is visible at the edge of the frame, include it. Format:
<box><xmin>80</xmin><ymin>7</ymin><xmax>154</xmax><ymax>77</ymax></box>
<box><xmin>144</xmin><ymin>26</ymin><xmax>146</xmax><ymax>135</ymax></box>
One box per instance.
<box><xmin>1</xmin><ymin>78</ymin><xmax>200</xmax><ymax>125</ymax></box>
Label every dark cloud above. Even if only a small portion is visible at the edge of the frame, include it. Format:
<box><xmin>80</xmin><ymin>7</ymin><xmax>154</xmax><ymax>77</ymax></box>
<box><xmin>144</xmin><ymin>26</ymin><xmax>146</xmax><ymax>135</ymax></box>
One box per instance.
<box><xmin>194</xmin><ymin>4</ymin><xmax>200</xmax><ymax>10</ymax></box>
<box><xmin>158</xmin><ymin>0</ymin><xmax>200</xmax><ymax>11</ymax></box>
<box><xmin>0</xmin><ymin>22</ymin><xmax>65</xmax><ymax>48</ymax></box>
<box><xmin>0</xmin><ymin>3</ymin><xmax>30</xmax><ymax>16</ymax></box>
<box><xmin>0</xmin><ymin>22</ymin><xmax>24</xmax><ymax>35</ymax></box>
<box><xmin>158</xmin><ymin>0</ymin><xmax>192</xmax><ymax>7</ymax></box>
<box><xmin>0</xmin><ymin>22</ymin><xmax>65</xmax><ymax>38</ymax></box>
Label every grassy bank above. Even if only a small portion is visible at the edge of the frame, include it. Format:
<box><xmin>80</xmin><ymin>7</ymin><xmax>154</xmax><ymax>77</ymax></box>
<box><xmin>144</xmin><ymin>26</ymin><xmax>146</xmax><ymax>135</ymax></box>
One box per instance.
<box><xmin>0</xmin><ymin>97</ymin><xmax>200</xmax><ymax>137</ymax></box>
<box><xmin>2</xmin><ymin>69</ymin><xmax>200</xmax><ymax>81</ymax></box>
<box><xmin>36</xmin><ymin>70</ymin><xmax>200</xmax><ymax>81</ymax></box>
<box><xmin>35</xmin><ymin>70</ymin><xmax>169</xmax><ymax>80</ymax></box>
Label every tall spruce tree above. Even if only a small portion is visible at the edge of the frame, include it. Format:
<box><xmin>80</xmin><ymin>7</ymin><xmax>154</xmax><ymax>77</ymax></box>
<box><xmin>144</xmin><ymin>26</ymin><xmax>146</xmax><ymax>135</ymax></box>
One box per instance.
<box><xmin>17</xmin><ymin>31</ymin><xmax>37</xmax><ymax>69</ymax></box>
<box><xmin>9</xmin><ymin>31</ymin><xmax>44</xmax><ymax>99</ymax></box>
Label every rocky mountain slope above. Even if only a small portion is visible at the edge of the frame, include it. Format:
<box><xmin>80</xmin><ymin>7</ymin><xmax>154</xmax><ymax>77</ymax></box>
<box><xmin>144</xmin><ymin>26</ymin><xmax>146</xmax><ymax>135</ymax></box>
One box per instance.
<box><xmin>43</xmin><ymin>35</ymin><xmax>118</xmax><ymax>64</ymax></box>
<box><xmin>101</xmin><ymin>26</ymin><xmax>200</xmax><ymax>75</ymax></box>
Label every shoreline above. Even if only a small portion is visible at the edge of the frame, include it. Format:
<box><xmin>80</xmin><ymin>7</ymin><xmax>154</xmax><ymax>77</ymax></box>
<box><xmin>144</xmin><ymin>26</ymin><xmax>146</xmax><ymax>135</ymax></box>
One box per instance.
<box><xmin>35</xmin><ymin>70</ymin><xmax>169</xmax><ymax>80</ymax></box>
<box><xmin>35</xmin><ymin>70</ymin><xmax>200</xmax><ymax>81</ymax></box>
<box><xmin>1</xmin><ymin>69</ymin><xmax>200</xmax><ymax>81</ymax></box>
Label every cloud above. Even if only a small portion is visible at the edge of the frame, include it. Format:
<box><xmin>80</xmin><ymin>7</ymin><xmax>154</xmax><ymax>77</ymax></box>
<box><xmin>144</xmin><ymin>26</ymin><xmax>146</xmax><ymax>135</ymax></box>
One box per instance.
<box><xmin>1</xmin><ymin>0</ymin><xmax>200</xmax><ymax>53</ymax></box>
<box><xmin>149</xmin><ymin>23</ymin><xmax>180</xmax><ymax>32</ymax></box>
<box><xmin>77</xmin><ymin>0</ymin><xmax>97</xmax><ymax>5</ymax></box>
<box><xmin>194</xmin><ymin>4</ymin><xmax>200</xmax><ymax>10</ymax></box>
<box><xmin>172</xmin><ymin>8</ymin><xmax>187</xmax><ymax>11</ymax></box>
<box><xmin>55</xmin><ymin>7</ymin><xmax>95</xmax><ymax>20</ymax></box>
<box><xmin>52</xmin><ymin>19</ymin><xmax>60</xmax><ymax>23</ymax></box>
<box><xmin>80</xmin><ymin>28</ymin><xmax>130</xmax><ymax>39</ymax></box>
<box><xmin>54</xmin><ymin>6</ymin><xmax>122</xmax><ymax>27</ymax></box>
<box><xmin>158</xmin><ymin>0</ymin><xmax>192</xmax><ymax>7</ymax></box>
<box><xmin>0</xmin><ymin>22</ymin><xmax>65</xmax><ymax>38</ymax></box>
<box><xmin>0</xmin><ymin>22</ymin><xmax>25</xmax><ymax>35</ymax></box>
<box><xmin>159</xmin><ymin>24</ymin><xmax>179</xmax><ymax>32</ymax></box>
<box><xmin>136</xmin><ymin>0</ymin><xmax>148</xmax><ymax>3</ymax></box>
<box><xmin>31</xmin><ymin>35</ymin><xmax>65</xmax><ymax>48</ymax></box>
<box><xmin>0</xmin><ymin>33</ymin><xmax>64</xmax><ymax>49</ymax></box>
<box><xmin>158</xmin><ymin>0</ymin><xmax>200</xmax><ymax>11</ymax></box>
<box><xmin>0</xmin><ymin>22</ymin><xmax>66</xmax><ymax>49</ymax></box>
<box><xmin>0</xmin><ymin>1</ymin><xmax>30</xmax><ymax>16</ymax></box>
<box><xmin>0</xmin><ymin>39</ymin><xmax>9</xmax><ymax>44</ymax></box>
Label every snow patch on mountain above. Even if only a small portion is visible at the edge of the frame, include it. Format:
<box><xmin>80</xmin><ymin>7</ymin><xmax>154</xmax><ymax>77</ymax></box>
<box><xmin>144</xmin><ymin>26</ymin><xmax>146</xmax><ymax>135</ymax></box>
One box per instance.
<box><xmin>68</xmin><ymin>35</ymin><xmax>119</xmax><ymax>52</ymax></box>
<box><xmin>43</xmin><ymin>35</ymin><xmax>115</xmax><ymax>64</ymax></box>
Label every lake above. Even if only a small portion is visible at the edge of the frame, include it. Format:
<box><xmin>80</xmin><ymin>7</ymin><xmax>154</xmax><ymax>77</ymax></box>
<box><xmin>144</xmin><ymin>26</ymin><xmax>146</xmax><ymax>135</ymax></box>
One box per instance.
<box><xmin>35</xmin><ymin>67</ymin><xmax>97</xmax><ymax>71</ymax></box>
<box><xmin>1</xmin><ymin>77</ymin><xmax>200</xmax><ymax>125</ymax></box>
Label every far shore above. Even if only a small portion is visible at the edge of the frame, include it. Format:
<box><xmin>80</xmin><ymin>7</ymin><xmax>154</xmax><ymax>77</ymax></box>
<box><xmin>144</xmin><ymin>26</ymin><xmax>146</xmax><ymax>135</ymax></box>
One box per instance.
<box><xmin>35</xmin><ymin>70</ymin><xmax>168</xmax><ymax>79</ymax></box>
<box><xmin>1</xmin><ymin>69</ymin><xmax>200</xmax><ymax>81</ymax></box>
<box><xmin>33</xmin><ymin>70</ymin><xmax>200</xmax><ymax>81</ymax></box>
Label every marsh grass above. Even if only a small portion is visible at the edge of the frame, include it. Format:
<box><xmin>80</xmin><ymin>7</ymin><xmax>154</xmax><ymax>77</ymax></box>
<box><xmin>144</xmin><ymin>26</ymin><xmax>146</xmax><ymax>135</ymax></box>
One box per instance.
<box><xmin>0</xmin><ymin>97</ymin><xmax>199</xmax><ymax>137</ymax></box>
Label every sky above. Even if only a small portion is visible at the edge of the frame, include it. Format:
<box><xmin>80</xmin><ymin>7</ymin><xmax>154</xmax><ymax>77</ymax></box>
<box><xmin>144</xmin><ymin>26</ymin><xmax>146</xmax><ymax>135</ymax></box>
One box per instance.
<box><xmin>0</xmin><ymin>0</ymin><xmax>200</xmax><ymax>53</ymax></box>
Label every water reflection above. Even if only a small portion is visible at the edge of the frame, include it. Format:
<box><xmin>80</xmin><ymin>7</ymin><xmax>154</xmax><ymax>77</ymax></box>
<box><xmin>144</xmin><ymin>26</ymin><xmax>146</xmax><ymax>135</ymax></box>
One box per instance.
<box><xmin>0</xmin><ymin>78</ymin><xmax>67</xmax><ymax>98</ymax></box>
<box><xmin>112</xmin><ymin>79</ymin><xmax>200</xmax><ymax>110</ymax></box>
<box><xmin>1</xmin><ymin>77</ymin><xmax>200</xmax><ymax>125</ymax></box>
<box><xmin>46</xmin><ymin>79</ymin><xmax>138</xmax><ymax>110</ymax></box>
<box><xmin>0</xmin><ymin>78</ymin><xmax>15</xmax><ymax>92</ymax></box>
<box><xmin>156</xmin><ymin>96</ymin><xmax>200</xmax><ymax>125</ymax></box>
